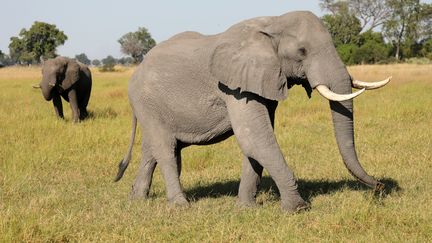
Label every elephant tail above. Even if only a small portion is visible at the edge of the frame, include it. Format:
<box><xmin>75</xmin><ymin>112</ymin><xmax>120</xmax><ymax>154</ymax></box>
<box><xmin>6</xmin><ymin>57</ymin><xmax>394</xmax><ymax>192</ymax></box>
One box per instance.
<box><xmin>114</xmin><ymin>113</ymin><xmax>137</xmax><ymax>182</ymax></box>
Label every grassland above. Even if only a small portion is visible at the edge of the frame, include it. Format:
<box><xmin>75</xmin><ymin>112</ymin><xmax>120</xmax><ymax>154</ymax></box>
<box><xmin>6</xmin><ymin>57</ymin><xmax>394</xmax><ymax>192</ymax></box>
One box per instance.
<box><xmin>0</xmin><ymin>64</ymin><xmax>431</xmax><ymax>242</ymax></box>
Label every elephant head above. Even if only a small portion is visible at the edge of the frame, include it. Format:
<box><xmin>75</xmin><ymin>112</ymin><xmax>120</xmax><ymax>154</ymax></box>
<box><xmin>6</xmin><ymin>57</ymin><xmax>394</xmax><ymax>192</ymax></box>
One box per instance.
<box><xmin>40</xmin><ymin>56</ymin><xmax>80</xmax><ymax>100</ymax></box>
<box><xmin>210</xmin><ymin>11</ymin><xmax>390</xmax><ymax>190</ymax></box>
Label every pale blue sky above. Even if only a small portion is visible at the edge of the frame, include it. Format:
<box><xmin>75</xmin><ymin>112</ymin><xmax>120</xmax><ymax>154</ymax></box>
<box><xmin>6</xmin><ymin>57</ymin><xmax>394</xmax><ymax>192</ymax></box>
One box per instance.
<box><xmin>1</xmin><ymin>1</ymin><xmax>430</xmax><ymax>60</ymax></box>
<box><xmin>0</xmin><ymin>1</ymin><xmax>324</xmax><ymax>59</ymax></box>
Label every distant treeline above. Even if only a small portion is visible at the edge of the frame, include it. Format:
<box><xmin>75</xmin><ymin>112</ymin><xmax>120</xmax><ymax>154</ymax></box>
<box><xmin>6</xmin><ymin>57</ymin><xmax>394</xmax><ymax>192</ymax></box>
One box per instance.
<box><xmin>0</xmin><ymin>24</ymin><xmax>155</xmax><ymax>70</ymax></box>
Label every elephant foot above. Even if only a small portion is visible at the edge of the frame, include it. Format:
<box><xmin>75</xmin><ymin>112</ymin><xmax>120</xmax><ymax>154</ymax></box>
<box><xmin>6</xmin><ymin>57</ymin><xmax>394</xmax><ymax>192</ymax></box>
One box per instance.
<box><xmin>168</xmin><ymin>194</ymin><xmax>190</xmax><ymax>208</ymax></box>
<box><xmin>281</xmin><ymin>197</ymin><xmax>310</xmax><ymax>214</ymax></box>
<box><xmin>129</xmin><ymin>186</ymin><xmax>151</xmax><ymax>200</ymax></box>
<box><xmin>129</xmin><ymin>192</ymin><xmax>150</xmax><ymax>200</ymax></box>
<box><xmin>236</xmin><ymin>200</ymin><xmax>258</xmax><ymax>208</ymax></box>
<box><xmin>237</xmin><ymin>195</ymin><xmax>258</xmax><ymax>208</ymax></box>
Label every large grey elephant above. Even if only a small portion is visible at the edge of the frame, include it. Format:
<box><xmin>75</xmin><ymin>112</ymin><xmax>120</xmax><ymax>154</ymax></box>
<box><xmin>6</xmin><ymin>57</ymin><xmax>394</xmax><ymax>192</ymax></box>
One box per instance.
<box><xmin>35</xmin><ymin>56</ymin><xmax>92</xmax><ymax>122</ymax></box>
<box><xmin>114</xmin><ymin>11</ymin><xmax>390</xmax><ymax>212</ymax></box>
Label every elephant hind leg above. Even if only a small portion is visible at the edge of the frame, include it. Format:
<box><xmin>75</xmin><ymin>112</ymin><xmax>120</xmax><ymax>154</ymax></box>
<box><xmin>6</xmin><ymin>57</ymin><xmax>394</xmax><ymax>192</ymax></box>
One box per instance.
<box><xmin>130</xmin><ymin>144</ymin><xmax>157</xmax><ymax>199</ymax></box>
<box><xmin>143</xmin><ymin>126</ymin><xmax>188</xmax><ymax>206</ymax></box>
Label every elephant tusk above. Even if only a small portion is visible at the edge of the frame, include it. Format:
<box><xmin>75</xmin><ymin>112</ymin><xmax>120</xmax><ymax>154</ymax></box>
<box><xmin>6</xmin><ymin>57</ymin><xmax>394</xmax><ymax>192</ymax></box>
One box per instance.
<box><xmin>352</xmin><ymin>76</ymin><xmax>392</xmax><ymax>90</ymax></box>
<box><xmin>49</xmin><ymin>83</ymin><xmax>56</xmax><ymax>87</ymax></box>
<box><xmin>316</xmin><ymin>85</ymin><xmax>365</xmax><ymax>101</ymax></box>
<box><xmin>32</xmin><ymin>84</ymin><xmax>41</xmax><ymax>89</ymax></box>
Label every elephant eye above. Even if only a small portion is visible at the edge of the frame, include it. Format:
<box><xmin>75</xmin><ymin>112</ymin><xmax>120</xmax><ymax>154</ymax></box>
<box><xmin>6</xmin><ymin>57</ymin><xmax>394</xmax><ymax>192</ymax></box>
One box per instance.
<box><xmin>299</xmin><ymin>47</ymin><xmax>307</xmax><ymax>57</ymax></box>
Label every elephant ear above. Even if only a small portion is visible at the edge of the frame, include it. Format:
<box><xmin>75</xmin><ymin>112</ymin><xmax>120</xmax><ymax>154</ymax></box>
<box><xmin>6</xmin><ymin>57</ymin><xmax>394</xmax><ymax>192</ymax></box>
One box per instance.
<box><xmin>210</xmin><ymin>30</ymin><xmax>286</xmax><ymax>101</ymax></box>
<box><xmin>61</xmin><ymin>59</ymin><xmax>80</xmax><ymax>90</ymax></box>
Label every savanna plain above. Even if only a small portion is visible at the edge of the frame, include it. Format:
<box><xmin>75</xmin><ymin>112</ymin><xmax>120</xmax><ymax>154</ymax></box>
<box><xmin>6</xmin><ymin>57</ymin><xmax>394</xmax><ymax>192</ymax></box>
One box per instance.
<box><xmin>0</xmin><ymin>64</ymin><xmax>431</xmax><ymax>242</ymax></box>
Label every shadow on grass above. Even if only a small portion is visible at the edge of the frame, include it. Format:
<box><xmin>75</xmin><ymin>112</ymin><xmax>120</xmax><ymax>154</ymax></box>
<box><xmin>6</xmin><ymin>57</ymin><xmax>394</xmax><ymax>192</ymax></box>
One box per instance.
<box><xmin>186</xmin><ymin>177</ymin><xmax>400</xmax><ymax>202</ymax></box>
<box><xmin>87</xmin><ymin>108</ymin><xmax>118</xmax><ymax>119</ymax></box>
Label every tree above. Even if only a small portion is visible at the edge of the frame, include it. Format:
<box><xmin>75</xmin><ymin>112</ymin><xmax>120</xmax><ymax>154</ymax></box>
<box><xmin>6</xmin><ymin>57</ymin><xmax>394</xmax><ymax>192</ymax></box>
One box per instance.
<box><xmin>320</xmin><ymin>0</ymin><xmax>349</xmax><ymax>15</ymax></box>
<box><xmin>320</xmin><ymin>0</ymin><xmax>391</xmax><ymax>32</ymax></box>
<box><xmin>349</xmin><ymin>0</ymin><xmax>391</xmax><ymax>31</ymax></box>
<box><xmin>0</xmin><ymin>50</ymin><xmax>4</xmax><ymax>67</ymax></box>
<box><xmin>8</xmin><ymin>21</ymin><xmax>67</xmax><ymax>64</ymax></box>
<box><xmin>118</xmin><ymin>27</ymin><xmax>156</xmax><ymax>64</ymax></box>
<box><xmin>322</xmin><ymin>12</ymin><xmax>362</xmax><ymax>46</ymax></box>
<box><xmin>353</xmin><ymin>31</ymin><xmax>390</xmax><ymax>63</ymax></box>
<box><xmin>0</xmin><ymin>50</ymin><xmax>14</xmax><ymax>66</ymax></box>
<box><xmin>75</xmin><ymin>53</ymin><xmax>91</xmax><ymax>65</ymax></box>
<box><xmin>383</xmin><ymin>0</ymin><xmax>429</xmax><ymax>59</ymax></box>
<box><xmin>117</xmin><ymin>56</ymin><xmax>134</xmax><ymax>66</ymax></box>
<box><xmin>92</xmin><ymin>59</ymin><xmax>101</xmax><ymax>66</ymax></box>
<box><xmin>100</xmin><ymin>55</ymin><xmax>117</xmax><ymax>72</ymax></box>
<box><xmin>336</xmin><ymin>44</ymin><xmax>359</xmax><ymax>65</ymax></box>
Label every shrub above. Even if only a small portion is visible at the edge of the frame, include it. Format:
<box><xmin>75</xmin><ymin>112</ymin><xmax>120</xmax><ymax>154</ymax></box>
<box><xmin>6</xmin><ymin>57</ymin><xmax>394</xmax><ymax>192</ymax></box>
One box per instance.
<box><xmin>337</xmin><ymin>44</ymin><xmax>359</xmax><ymax>65</ymax></box>
<box><xmin>99</xmin><ymin>55</ymin><xmax>117</xmax><ymax>72</ymax></box>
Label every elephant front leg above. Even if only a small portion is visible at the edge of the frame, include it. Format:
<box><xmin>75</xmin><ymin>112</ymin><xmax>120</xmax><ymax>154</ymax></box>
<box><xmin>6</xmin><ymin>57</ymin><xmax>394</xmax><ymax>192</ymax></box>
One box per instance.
<box><xmin>226</xmin><ymin>94</ymin><xmax>309</xmax><ymax>213</ymax></box>
<box><xmin>67</xmin><ymin>89</ymin><xmax>80</xmax><ymax>123</ymax></box>
<box><xmin>52</xmin><ymin>94</ymin><xmax>64</xmax><ymax>119</ymax></box>
<box><xmin>238</xmin><ymin>102</ymin><xmax>275</xmax><ymax>207</ymax></box>
<box><xmin>79</xmin><ymin>106</ymin><xmax>89</xmax><ymax>120</ymax></box>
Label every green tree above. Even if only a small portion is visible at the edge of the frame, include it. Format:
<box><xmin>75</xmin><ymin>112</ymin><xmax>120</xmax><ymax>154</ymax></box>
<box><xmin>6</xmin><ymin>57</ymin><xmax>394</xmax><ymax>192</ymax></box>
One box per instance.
<box><xmin>8</xmin><ymin>21</ymin><xmax>67</xmax><ymax>64</ymax></box>
<box><xmin>322</xmin><ymin>12</ymin><xmax>362</xmax><ymax>46</ymax></box>
<box><xmin>352</xmin><ymin>31</ymin><xmax>389</xmax><ymax>64</ymax></box>
<box><xmin>320</xmin><ymin>0</ymin><xmax>391</xmax><ymax>32</ymax></box>
<box><xmin>92</xmin><ymin>59</ymin><xmax>101</xmax><ymax>66</ymax></box>
<box><xmin>117</xmin><ymin>56</ymin><xmax>134</xmax><ymax>66</ymax></box>
<box><xmin>418</xmin><ymin>38</ymin><xmax>432</xmax><ymax>59</ymax></box>
<box><xmin>100</xmin><ymin>55</ymin><xmax>117</xmax><ymax>72</ymax></box>
<box><xmin>0</xmin><ymin>50</ymin><xmax>14</xmax><ymax>66</ymax></box>
<box><xmin>118</xmin><ymin>27</ymin><xmax>156</xmax><ymax>64</ymax></box>
<box><xmin>75</xmin><ymin>53</ymin><xmax>91</xmax><ymax>65</ymax></box>
<box><xmin>336</xmin><ymin>44</ymin><xmax>359</xmax><ymax>65</ymax></box>
<box><xmin>0</xmin><ymin>50</ymin><xmax>4</xmax><ymax>67</ymax></box>
<box><xmin>383</xmin><ymin>0</ymin><xmax>428</xmax><ymax>59</ymax></box>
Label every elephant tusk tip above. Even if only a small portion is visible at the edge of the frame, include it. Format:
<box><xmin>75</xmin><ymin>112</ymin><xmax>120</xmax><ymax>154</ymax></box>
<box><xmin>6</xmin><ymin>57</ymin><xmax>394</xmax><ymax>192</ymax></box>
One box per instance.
<box><xmin>316</xmin><ymin>85</ymin><xmax>365</xmax><ymax>101</ymax></box>
<box><xmin>352</xmin><ymin>76</ymin><xmax>392</xmax><ymax>90</ymax></box>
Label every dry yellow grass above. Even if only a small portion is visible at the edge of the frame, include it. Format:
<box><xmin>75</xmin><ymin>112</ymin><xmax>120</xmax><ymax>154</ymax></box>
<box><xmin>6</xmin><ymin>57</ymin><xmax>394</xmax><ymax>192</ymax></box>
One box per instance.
<box><xmin>349</xmin><ymin>64</ymin><xmax>431</xmax><ymax>85</ymax></box>
<box><xmin>1</xmin><ymin>63</ymin><xmax>427</xmax><ymax>84</ymax></box>
<box><xmin>0</xmin><ymin>64</ymin><xmax>431</xmax><ymax>242</ymax></box>
<box><xmin>0</xmin><ymin>65</ymin><xmax>135</xmax><ymax>83</ymax></box>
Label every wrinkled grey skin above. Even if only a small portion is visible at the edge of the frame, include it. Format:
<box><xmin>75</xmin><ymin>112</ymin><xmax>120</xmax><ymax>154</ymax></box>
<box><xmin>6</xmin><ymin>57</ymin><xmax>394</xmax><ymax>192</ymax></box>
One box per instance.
<box><xmin>39</xmin><ymin>56</ymin><xmax>92</xmax><ymax>122</ymax></box>
<box><xmin>115</xmin><ymin>11</ymin><xmax>385</xmax><ymax>212</ymax></box>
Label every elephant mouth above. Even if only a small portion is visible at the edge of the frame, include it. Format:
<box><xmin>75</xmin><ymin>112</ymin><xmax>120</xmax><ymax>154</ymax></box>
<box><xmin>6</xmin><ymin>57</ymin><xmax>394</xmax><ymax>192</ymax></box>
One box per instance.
<box><xmin>286</xmin><ymin>77</ymin><xmax>312</xmax><ymax>98</ymax></box>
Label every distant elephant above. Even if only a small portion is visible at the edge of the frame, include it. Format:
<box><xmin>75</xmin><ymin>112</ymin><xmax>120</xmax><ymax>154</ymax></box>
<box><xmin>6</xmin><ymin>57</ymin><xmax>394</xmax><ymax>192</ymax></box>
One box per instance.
<box><xmin>114</xmin><ymin>11</ymin><xmax>391</xmax><ymax>212</ymax></box>
<box><xmin>35</xmin><ymin>56</ymin><xmax>92</xmax><ymax>122</ymax></box>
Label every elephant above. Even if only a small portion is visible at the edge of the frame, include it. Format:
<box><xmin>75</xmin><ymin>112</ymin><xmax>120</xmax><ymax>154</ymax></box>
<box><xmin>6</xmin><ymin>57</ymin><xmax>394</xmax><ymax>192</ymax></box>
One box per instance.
<box><xmin>114</xmin><ymin>11</ymin><xmax>391</xmax><ymax>213</ymax></box>
<box><xmin>34</xmin><ymin>56</ymin><xmax>92</xmax><ymax>122</ymax></box>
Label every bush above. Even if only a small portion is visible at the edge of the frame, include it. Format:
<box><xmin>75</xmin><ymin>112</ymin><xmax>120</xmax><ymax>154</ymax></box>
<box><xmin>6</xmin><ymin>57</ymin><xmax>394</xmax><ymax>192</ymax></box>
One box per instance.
<box><xmin>405</xmin><ymin>57</ymin><xmax>432</xmax><ymax>64</ymax></box>
<box><xmin>99</xmin><ymin>55</ymin><xmax>117</xmax><ymax>72</ymax></box>
<box><xmin>337</xmin><ymin>44</ymin><xmax>359</xmax><ymax>65</ymax></box>
<box><xmin>352</xmin><ymin>41</ymin><xmax>389</xmax><ymax>64</ymax></box>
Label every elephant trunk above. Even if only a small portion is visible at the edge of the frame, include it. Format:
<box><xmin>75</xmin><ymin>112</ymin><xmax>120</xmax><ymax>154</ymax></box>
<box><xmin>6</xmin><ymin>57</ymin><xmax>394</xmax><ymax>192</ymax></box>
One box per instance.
<box><xmin>41</xmin><ymin>82</ymin><xmax>54</xmax><ymax>101</ymax></box>
<box><xmin>329</xmin><ymin>79</ymin><xmax>384</xmax><ymax>191</ymax></box>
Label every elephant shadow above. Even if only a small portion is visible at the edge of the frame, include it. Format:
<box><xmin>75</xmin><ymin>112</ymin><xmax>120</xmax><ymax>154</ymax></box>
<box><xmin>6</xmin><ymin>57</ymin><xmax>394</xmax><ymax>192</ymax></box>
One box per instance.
<box><xmin>185</xmin><ymin>177</ymin><xmax>401</xmax><ymax>202</ymax></box>
<box><xmin>87</xmin><ymin>108</ymin><xmax>118</xmax><ymax>119</ymax></box>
